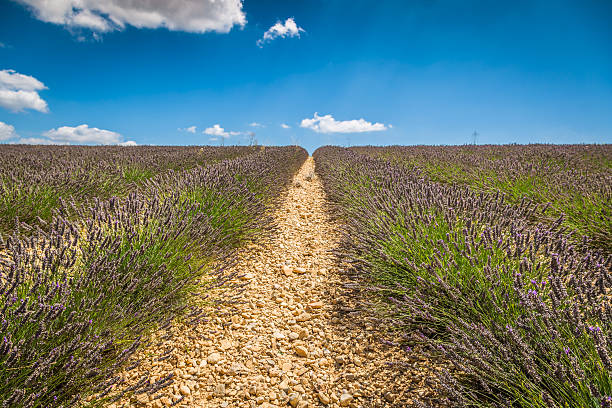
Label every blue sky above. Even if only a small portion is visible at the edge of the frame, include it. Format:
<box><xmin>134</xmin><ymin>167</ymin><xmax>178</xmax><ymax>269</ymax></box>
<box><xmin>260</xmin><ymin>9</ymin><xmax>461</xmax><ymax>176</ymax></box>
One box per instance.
<box><xmin>0</xmin><ymin>0</ymin><xmax>611</xmax><ymax>152</ymax></box>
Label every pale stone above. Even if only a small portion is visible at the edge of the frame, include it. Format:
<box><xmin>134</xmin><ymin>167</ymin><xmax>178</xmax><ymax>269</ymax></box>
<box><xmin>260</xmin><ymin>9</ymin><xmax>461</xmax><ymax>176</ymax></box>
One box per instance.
<box><xmin>214</xmin><ymin>383</ymin><xmax>226</xmax><ymax>396</ymax></box>
<box><xmin>207</xmin><ymin>353</ymin><xmax>222</xmax><ymax>364</ymax></box>
<box><xmin>179</xmin><ymin>384</ymin><xmax>191</xmax><ymax>396</ymax></box>
<box><xmin>296</xmin><ymin>313</ymin><xmax>311</xmax><ymax>322</ymax></box>
<box><xmin>339</xmin><ymin>393</ymin><xmax>353</xmax><ymax>406</ymax></box>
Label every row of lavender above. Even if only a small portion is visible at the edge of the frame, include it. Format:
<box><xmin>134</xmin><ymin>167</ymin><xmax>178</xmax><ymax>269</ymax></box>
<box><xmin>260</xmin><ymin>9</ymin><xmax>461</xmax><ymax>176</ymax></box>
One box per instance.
<box><xmin>0</xmin><ymin>145</ymin><xmax>259</xmax><ymax>237</ymax></box>
<box><xmin>351</xmin><ymin>144</ymin><xmax>612</xmax><ymax>254</ymax></box>
<box><xmin>0</xmin><ymin>146</ymin><xmax>307</xmax><ymax>407</ymax></box>
<box><xmin>314</xmin><ymin>146</ymin><xmax>610</xmax><ymax>407</ymax></box>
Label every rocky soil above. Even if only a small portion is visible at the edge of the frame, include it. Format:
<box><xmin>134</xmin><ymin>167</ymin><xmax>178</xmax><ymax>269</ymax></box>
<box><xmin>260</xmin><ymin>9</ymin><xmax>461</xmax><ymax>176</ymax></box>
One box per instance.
<box><xmin>106</xmin><ymin>157</ymin><xmax>439</xmax><ymax>408</ymax></box>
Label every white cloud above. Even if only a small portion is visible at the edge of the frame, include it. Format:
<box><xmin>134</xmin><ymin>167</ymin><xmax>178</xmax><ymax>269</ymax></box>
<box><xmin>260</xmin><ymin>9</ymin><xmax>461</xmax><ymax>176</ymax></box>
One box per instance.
<box><xmin>204</xmin><ymin>124</ymin><xmax>230</xmax><ymax>138</ymax></box>
<box><xmin>16</xmin><ymin>0</ymin><xmax>246</xmax><ymax>34</ymax></box>
<box><xmin>257</xmin><ymin>18</ymin><xmax>304</xmax><ymax>47</ymax></box>
<box><xmin>178</xmin><ymin>125</ymin><xmax>197</xmax><ymax>133</ymax></box>
<box><xmin>0</xmin><ymin>121</ymin><xmax>17</xmax><ymax>141</ymax></box>
<box><xmin>203</xmin><ymin>124</ymin><xmax>243</xmax><ymax>138</ymax></box>
<box><xmin>0</xmin><ymin>69</ymin><xmax>49</xmax><ymax>113</ymax></box>
<box><xmin>10</xmin><ymin>124</ymin><xmax>133</xmax><ymax>145</ymax></box>
<box><xmin>249</xmin><ymin>122</ymin><xmax>264</xmax><ymax>128</ymax></box>
<box><xmin>43</xmin><ymin>124</ymin><xmax>123</xmax><ymax>144</ymax></box>
<box><xmin>281</xmin><ymin>123</ymin><xmax>290</xmax><ymax>129</ymax></box>
<box><xmin>300</xmin><ymin>113</ymin><xmax>388</xmax><ymax>134</ymax></box>
<box><xmin>0</xmin><ymin>70</ymin><xmax>46</xmax><ymax>91</ymax></box>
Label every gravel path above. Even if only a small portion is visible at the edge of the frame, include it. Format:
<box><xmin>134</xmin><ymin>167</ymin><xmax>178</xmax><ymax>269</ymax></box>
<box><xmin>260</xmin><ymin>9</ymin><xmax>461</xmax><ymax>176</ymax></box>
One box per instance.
<box><xmin>108</xmin><ymin>157</ymin><xmax>436</xmax><ymax>408</ymax></box>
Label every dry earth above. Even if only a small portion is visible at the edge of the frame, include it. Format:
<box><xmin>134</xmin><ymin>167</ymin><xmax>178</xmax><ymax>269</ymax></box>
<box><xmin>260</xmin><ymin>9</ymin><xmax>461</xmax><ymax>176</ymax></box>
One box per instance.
<box><xmin>106</xmin><ymin>157</ymin><xmax>438</xmax><ymax>408</ymax></box>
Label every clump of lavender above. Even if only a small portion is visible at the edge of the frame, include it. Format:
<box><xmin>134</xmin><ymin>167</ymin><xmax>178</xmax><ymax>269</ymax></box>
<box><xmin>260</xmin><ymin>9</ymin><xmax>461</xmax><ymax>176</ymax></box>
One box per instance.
<box><xmin>0</xmin><ymin>146</ymin><xmax>307</xmax><ymax>407</ymax></box>
<box><xmin>314</xmin><ymin>146</ymin><xmax>611</xmax><ymax>407</ymax></box>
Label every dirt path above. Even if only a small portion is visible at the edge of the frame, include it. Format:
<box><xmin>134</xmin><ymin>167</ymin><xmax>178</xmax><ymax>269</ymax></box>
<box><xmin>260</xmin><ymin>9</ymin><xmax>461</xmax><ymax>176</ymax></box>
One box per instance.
<box><xmin>108</xmin><ymin>157</ymin><xmax>435</xmax><ymax>408</ymax></box>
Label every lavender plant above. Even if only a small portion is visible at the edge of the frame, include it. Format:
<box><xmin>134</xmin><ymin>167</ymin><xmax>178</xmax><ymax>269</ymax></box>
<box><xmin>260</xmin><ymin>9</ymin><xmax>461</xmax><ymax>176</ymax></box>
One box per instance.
<box><xmin>314</xmin><ymin>146</ymin><xmax>611</xmax><ymax>407</ymax></box>
<box><xmin>0</xmin><ymin>146</ymin><xmax>307</xmax><ymax>407</ymax></box>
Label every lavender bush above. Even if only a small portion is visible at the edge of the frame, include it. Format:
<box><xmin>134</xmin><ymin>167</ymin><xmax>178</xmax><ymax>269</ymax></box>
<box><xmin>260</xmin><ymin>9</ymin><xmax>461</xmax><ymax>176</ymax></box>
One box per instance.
<box><xmin>314</xmin><ymin>146</ymin><xmax>611</xmax><ymax>407</ymax></box>
<box><xmin>0</xmin><ymin>146</ymin><xmax>307</xmax><ymax>407</ymax></box>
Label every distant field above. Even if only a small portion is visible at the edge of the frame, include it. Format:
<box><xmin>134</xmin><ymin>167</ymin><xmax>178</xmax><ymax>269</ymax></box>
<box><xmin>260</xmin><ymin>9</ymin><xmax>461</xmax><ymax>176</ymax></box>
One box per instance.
<box><xmin>314</xmin><ymin>144</ymin><xmax>611</xmax><ymax>408</ymax></box>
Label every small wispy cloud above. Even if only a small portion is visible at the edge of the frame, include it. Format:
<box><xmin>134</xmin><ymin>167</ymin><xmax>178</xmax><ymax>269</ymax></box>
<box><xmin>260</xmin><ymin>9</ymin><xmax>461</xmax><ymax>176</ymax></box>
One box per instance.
<box><xmin>257</xmin><ymin>18</ymin><xmax>304</xmax><ymax>47</ymax></box>
<box><xmin>281</xmin><ymin>123</ymin><xmax>291</xmax><ymax>129</ymax></box>
<box><xmin>249</xmin><ymin>122</ymin><xmax>264</xmax><ymax>128</ymax></box>
<box><xmin>300</xmin><ymin>113</ymin><xmax>388</xmax><ymax>134</ymax></box>
<box><xmin>178</xmin><ymin>125</ymin><xmax>197</xmax><ymax>133</ymax></box>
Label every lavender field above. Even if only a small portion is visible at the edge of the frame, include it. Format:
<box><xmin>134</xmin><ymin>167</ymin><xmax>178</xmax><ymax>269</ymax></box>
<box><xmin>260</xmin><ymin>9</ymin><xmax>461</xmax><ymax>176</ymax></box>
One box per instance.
<box><xmin>0</xmin><ymin>143</ymin><xmax>610</xmax><ymax>407</ymax></box>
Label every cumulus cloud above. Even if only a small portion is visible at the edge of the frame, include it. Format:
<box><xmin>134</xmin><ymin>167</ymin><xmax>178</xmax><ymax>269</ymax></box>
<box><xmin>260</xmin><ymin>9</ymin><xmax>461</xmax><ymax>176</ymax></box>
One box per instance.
<box><xmin>203</xmin><ymin>124</ymin><xmax>242</xmax><ymax>138</ymax></box>
<box><xmin>281</xmin><ymin>123</ymin><xmax>290</xmax><ymax>129</ymax></box>
<box><xmin>0</xmin><ymin>121</ymin><xmax>17</xmax><ymax>141</ymax></box>
<box><xmin>39</xmin><ymin>124</ymin><xmax>136</xmax><ymax>145</ymax></box>
<box><xmin>257</xmin><ymin>18</ymin><xmax>304</xmax><ymax>47</ymax></box>
<box><xmin>204</xmin><ymin>124</ymin><xmax>230</xmax><ymax>138</ymax></box>
<box><xmin>44</xmin><ymin>124</ymin><xmax>122</xmax><ymax>144</ymax></box>
<box><xmin>178</xmin><ymin>125</ymin><xmax>197</xmax><ymax>133</ymax></box>
<box><xmin>249</xmin><ymin>122</ymin><xmax>264</xmax><ymax>128</ymax></box>
<box><xmin>9</xmin><ymin>124</ymin><xmax>134</xmax><ymax>145</ymax></box>
<box><xmin>300</xmin><ymin>113</ymin><xmax>388</xmax><ymax>134</ymax></box>
<box><xmin>0</xmin><ymin>69</ymin><xmax>49</xmax><ymax>113</ymax></box>
<box><xmin>16</xmin><ymin>0</ymin><xmax>246</xmax><ymax>34</ymax></box>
